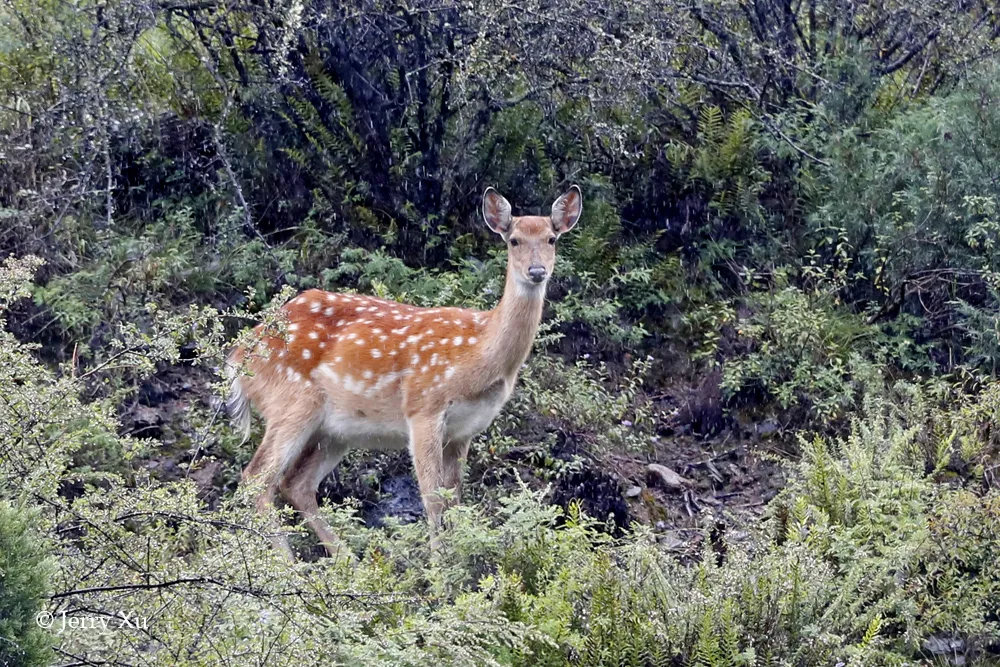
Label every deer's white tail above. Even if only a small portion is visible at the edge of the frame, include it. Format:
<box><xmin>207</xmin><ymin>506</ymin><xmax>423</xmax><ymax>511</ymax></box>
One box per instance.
<box><xmin>225</xmin><ymin>358</ymin><xmax>252</xmax><ymax>443</ymax></box>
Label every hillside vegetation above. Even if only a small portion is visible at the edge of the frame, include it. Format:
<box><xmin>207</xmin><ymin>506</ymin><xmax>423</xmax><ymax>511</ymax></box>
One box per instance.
<box><xmin>1</xmin><ymin>0</ymin><xmax>1000</xmax><ymax>665</ymax></box>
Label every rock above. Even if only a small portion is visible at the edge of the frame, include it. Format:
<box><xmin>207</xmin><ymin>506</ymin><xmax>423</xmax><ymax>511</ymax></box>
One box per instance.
<box><xmin>625</xmin><ymin>485</ymin><xmax>642</xmax><ymax>498</ymax></box>
<box><xmin>190</xmin><ymin>460</ymin><xmax>222</xmax><ymax>493</ymax></box>
<box><xmin>160</xmin><ymin>459</ymin><xmax>181</xmax><ymax>478</ymax></box>
<box><xmin>647</xmin><ymin>463</ymin><xmax>691</xmax><ymax>490</ymax></box>
<box><xmin>922</xmin><ymin>635</ymin><xmax>966</xmax><ymax>663</ymax></box>
<box><xmin>659</xmin><ymin>532</ymin><xmax>686</xmax><ymax>549</ymax></box>
<box><xmin>756</xmin><ymin>419</ymin><xmax>780</xmax><ymax>436</ymax></box>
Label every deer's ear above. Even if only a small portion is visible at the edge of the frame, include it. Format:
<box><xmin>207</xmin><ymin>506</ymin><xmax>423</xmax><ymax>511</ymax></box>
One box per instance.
<box><xmin>550</xmin><ymin>185</ymin><xmax>583</xmax><ymax>234</ymax></box>
<box><xmin>482</xmin><ymin>187</ymin><xmax>513</xmax><ymax>237</ymax></box>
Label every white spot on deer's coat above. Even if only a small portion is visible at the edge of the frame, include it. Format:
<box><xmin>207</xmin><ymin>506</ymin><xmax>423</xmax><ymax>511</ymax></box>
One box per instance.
<box><xmin>341</xmin><ymin>374</ymin><xmax>364</xmax><ymax>394</ymax></box>
<box><xmin>309</xmin><ymin>331</ymin><xmax>319</xmax><ymax>339</ymax></box>
<box><xmin>444</xmin><ymin>367</ymin><xmax>456</xmax><ymax>379</ymax></box>
<box><xmin>363</xmin><ymin>370</ymin><xmax>373</xmax><ymax>380</ymax></box>
<box><xmin>311</xmin><ymin>302</ymin><xmax>321</xmax><ymax>312</ymax></box>
<box><xmin>324</xmin><ymin>307</ymin><xmax>334</xmax><ymax>316</ymax></box>
<box><xmin>453</xmin><ymin>336</ymin><xmax>463</xmax><ymax>346</ymax></box>
<box><xmin>302</xmin><ymin>349</ymin><xmax>312</xmax><ymax>359</ymax></box>
<box><xmin>468</xmin><ymin>336</ymin><xmax>478</xmax><ymax>345</ymax></box>
<box><xmin>371</xmin><ymin>349</ymin><xmax>382</xmax><ymax>358</ymax></box>
<box><xmin>289</xmin><ymin>323</ymin><xmax>300</xmax><ymax>332</ymax></box>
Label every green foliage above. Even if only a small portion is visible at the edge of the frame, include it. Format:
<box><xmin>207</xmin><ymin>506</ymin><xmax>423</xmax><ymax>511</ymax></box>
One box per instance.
<box><xmin>510</xmin><ymin>354</ymin><xmax>658</xmax><ymax>454</ymax></box>
<box><xmin>33</xmin><ymin>207</ymin><xmax>211</xmax><ymax>342</ymax></box>
<box><xmin>666</xmin><ymin>106</ymin><xmax>769</xmax><ymax>225</ymax></box>
<box><xmin>5</xmin><ymin>261</ymin><xmax>1000</xmax><ymax>665</ymax></box>
<box><xmin>0</xmin><ymin>502</ymin><xmax>53</xmax><ymax>667</ymax></box>
<box><xmin>719</xmin><ymin>283</ymin><xmax>882</xmax><ymax>424</ymax></box>
<box><xmin>809</xmin><ymin>64</ymin><xmax>1000</xmax><ymax>363</ymax></box>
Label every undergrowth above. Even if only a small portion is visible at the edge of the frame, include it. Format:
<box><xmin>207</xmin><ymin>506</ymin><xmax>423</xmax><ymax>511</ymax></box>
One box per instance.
<box><xmin>2</xmin><ymin>257</ymin><xmax>999</xmax><ymax>665</ymax></box>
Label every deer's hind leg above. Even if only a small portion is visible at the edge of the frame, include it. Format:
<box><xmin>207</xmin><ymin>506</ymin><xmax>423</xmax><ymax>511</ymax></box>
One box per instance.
<box><xmin>242</xmin><ymin>400</ymin><xmax>321</xmax><ymax>559</ymax></box>
<box><xmin>442</xmin><ymin>437</ymin><xmax>472</xmax><ymax>511</ymax></box>
<box><xmin>278</xmin><ymin>438</ymin><xmax>352</xmax><ymax>560</ymax></box>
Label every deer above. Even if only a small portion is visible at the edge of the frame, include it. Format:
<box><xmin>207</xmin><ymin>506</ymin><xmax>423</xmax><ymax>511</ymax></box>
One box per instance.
<box><xmin>226</xmin><ymin>186</ymin><xmax>583</xmax><ymax>558</ymax></box>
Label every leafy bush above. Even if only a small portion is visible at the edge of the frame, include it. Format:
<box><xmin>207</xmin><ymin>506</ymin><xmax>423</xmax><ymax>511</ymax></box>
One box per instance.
<box><xmin>809</xmin><ymin>65</ymin><xmax>1000</xmax><ymax>361</ymax></box>
<box><xmin>718</xmin><ymin>283</ymin><xmax>884</xmax><ymax>424</ymax></box>
<box><xmin>712</xmin><ymin>276</ymin><xmax>938</xmax><ymax>426</ymax></box>
<box><xmin>0</xmin><ymin>502</ymin><xmax>53</xmax><ymax>667</ymax></box>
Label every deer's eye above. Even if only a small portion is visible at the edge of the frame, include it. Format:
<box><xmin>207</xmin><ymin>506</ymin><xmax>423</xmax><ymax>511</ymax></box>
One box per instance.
<box><xmin>548</xmin><ymin>236</ymin><xmax>557</xmax><ymax>245</ymax></box>
<box><xmin>509</xmin><ymin>238</ymin><xmax>520</xmax><ymax>247</ymax></box>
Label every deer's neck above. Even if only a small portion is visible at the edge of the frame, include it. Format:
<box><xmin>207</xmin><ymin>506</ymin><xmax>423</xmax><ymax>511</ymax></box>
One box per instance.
<box><xmin>482</xmin><ymin>267</ymin><xmax>546</xmax><ymax>379</ymax></box>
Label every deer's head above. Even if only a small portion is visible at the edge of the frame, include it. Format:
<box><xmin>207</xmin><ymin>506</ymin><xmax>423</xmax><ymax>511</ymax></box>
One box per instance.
<box><xmin>482</xmin><ymin>186</ymin><xmax>583</xmax><ymax>289</ymax></box>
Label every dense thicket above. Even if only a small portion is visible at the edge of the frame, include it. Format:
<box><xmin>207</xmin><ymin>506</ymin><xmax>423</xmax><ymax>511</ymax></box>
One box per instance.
<box><xmin>3</xmin><ymin>0</ymin><xmax>1000</xmax><ymax>664</ymax></box>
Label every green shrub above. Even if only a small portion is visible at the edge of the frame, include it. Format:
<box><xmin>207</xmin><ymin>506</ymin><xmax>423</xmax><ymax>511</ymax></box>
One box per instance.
<box><xmin>809</xmin><ymin>63</ymin><xmax>1000</xmax><ymax>356</ymax></box>
<box><xmin>0</xmin><ymin>502</ymin><xmax>53</xmax><ymax>667</ymax></box>
<box><xmin>719</xmin><ymin>283</ymin><xmax>884</xmax><ymax>424</ymax></box>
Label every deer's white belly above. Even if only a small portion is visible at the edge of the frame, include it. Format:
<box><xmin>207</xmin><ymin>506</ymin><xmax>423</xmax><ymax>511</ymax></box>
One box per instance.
<box><xmin>317</xmin><ymin>379</ymin><xmax>511</xmax><ymax>448</ymax></box>
<box><xmin>320</xmin><ymin>406</ymin><xmax>409</xmax><ymax>451</ymax></box>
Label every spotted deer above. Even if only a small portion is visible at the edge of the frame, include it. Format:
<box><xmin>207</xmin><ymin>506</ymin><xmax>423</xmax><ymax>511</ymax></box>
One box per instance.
<box><xmin>227</xmin><ymin>186</ymin><xmax>583</xmax><ymax>557</ymax></box>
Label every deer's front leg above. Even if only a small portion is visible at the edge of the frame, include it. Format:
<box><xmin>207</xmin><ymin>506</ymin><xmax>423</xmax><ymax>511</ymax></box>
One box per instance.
<box><xmin>407</xmin><ymin>413</ymin><xmax>447</xmax><ymax>540</ymax></box>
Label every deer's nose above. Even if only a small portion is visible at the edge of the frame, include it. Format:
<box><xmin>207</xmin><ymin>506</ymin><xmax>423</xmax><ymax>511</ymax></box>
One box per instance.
<box><xmin>528</xmin><ymin>266</ymin><xmax>547</xmax><ymax>283</ymax></box>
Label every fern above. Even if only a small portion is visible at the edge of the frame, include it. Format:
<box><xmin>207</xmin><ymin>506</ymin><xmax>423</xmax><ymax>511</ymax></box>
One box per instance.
<box><xmin>691</xmin><ymin>609</ymin><xmax>722</xmax><ymax>667</ymax></box>
<box><xmin>699</xmin><ymin>105</ymin><xmax>724</xmax><ymax>144</ymax></box>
